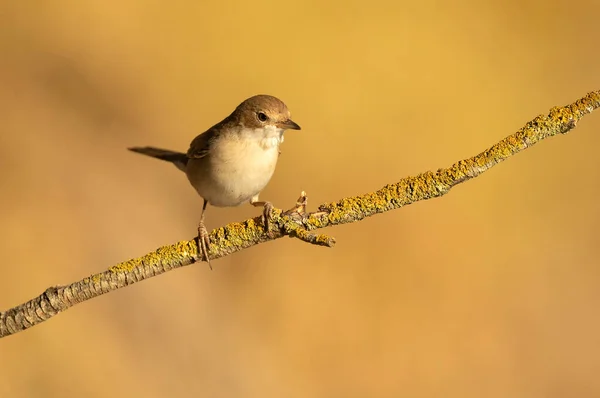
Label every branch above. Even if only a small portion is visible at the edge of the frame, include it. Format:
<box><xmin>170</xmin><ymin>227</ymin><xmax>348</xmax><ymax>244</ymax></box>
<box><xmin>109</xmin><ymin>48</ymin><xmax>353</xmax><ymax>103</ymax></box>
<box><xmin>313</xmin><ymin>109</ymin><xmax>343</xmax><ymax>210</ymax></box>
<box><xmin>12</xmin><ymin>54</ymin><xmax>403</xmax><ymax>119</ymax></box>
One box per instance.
<box><xmin>2</xmin><ymin>91</ymin><xmax>599</xmax><ymax>338</ymax></box>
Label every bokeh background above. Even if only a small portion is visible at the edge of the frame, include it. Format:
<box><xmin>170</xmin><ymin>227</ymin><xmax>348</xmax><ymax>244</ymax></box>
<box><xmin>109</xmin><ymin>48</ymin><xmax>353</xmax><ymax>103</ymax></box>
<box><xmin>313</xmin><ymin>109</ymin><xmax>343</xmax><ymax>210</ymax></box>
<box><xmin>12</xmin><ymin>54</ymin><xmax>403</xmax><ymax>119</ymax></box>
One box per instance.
<box><xmin>1</xmin><ymin>0</ymin><xmax>599</xmax><ymax>397</ymax></box>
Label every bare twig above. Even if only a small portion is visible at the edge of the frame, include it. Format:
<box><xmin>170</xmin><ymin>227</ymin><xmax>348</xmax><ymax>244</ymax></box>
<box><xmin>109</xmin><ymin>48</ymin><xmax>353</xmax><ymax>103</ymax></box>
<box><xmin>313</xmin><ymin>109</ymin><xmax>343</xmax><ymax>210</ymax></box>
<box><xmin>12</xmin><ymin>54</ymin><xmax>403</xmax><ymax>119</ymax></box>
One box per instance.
<box><xmin>1</xmin><ymin>91</ymin><xmax>599</xmax><ymax>339</ymax></box>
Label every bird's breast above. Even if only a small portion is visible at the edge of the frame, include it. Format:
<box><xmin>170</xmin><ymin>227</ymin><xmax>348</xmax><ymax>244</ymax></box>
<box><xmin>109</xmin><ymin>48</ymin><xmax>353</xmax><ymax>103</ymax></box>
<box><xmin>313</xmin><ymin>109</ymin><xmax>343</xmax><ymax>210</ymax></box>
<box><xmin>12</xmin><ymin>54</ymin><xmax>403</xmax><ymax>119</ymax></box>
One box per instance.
<box><xmin>186</xmin><ymin>132</ymin><xmax>281</xmax><ymax>207</ymax></box>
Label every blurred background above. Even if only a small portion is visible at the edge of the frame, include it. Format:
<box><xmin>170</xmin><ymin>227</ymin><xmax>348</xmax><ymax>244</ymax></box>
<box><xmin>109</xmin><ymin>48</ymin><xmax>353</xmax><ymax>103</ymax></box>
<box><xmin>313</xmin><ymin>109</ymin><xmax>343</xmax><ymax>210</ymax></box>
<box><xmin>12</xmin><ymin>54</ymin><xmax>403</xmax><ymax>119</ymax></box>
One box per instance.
<box><xmin>1</xmin><ymin>0</ymin><xmax>599</xmax><ymax>397</ymax></box>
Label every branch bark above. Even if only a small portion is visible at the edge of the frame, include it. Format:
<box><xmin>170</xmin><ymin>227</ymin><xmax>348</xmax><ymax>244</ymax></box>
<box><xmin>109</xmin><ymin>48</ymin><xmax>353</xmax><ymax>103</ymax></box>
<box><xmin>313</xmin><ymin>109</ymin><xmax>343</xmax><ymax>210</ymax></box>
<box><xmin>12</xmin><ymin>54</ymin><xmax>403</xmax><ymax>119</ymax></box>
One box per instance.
<box><xmin>2</xmin><ymin>91</ymin><xmax>599</xmax><ymax>339</ymax></box>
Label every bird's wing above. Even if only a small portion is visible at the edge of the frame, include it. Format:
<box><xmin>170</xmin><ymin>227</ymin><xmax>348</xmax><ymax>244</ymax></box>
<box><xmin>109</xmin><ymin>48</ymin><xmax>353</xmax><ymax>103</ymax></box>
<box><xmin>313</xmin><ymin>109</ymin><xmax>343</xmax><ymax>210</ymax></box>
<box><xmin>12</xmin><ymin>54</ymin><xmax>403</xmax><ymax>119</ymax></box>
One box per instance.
<box><xmin>186</xmin><ymin>128</ymin><xmax>216</xmax><ymax>159</ymax></box>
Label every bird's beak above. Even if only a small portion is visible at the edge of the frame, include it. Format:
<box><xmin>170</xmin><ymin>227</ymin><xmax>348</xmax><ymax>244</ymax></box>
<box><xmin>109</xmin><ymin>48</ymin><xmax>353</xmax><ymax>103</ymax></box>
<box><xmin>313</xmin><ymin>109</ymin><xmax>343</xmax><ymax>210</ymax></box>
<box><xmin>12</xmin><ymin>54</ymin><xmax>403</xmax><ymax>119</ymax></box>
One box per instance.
<box><xmin>277</xmin><ymin>119</ymin><xmax>301</xmax><ymax>130</ymax></box>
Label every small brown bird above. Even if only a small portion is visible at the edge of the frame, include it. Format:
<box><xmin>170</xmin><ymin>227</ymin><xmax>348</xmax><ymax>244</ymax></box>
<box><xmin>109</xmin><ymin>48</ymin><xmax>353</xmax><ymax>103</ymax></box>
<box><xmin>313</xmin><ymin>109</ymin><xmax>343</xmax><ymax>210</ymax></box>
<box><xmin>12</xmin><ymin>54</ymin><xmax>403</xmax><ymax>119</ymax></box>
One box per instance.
<box><xmin>128</xmin><ymin>95</ymin><xmax>301</xmax><ymax>268</ymax></box>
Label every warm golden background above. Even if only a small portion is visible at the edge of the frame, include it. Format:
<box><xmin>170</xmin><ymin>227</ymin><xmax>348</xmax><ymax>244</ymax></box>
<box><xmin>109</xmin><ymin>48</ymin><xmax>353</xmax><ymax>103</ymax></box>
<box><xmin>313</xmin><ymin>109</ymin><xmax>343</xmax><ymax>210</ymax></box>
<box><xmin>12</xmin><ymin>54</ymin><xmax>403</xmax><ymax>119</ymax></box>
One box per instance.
<box><xmin>1</xmin><ymin>0</ymin><xmax>599</xmax><ymax>397</ymax></box>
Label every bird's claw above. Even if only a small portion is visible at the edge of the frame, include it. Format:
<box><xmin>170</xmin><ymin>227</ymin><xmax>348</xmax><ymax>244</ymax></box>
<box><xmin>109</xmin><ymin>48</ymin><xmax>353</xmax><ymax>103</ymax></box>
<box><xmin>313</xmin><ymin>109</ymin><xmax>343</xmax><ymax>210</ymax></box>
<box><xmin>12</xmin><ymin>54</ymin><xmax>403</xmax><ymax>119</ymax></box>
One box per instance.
<box><xmin>261</xmin><ymin>202</ymin><xmax>275</xmax><ymax>236</ymax></box>
<box><xmin>197</xmin><ymin>222</ymin><xmax>212</xmax><ymax>270</ymax></box>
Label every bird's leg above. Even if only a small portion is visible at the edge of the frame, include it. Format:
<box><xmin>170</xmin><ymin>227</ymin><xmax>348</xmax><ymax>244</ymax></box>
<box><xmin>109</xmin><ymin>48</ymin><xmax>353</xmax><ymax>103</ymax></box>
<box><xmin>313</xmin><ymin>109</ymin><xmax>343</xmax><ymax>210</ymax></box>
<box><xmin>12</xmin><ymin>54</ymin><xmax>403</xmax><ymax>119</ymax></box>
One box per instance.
<box><xmin>250</xmin><ymin>195</ymin><xmax>274</xmax><ymax>233</ymax></box>
<box><xmin>198</xmin><ymin>199</ymin><xmax>212</xmax><ymax>270</ymax></box>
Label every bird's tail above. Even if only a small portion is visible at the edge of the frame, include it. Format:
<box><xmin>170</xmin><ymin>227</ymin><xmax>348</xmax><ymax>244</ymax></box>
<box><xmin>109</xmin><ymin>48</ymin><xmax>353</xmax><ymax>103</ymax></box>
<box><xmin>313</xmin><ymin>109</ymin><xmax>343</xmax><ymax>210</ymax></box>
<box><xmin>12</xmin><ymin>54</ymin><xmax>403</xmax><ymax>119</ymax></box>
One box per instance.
<box><xmin>128</xmin><ymin>146</ymin><xmax>188</xmax><ymax>172</ymax></box>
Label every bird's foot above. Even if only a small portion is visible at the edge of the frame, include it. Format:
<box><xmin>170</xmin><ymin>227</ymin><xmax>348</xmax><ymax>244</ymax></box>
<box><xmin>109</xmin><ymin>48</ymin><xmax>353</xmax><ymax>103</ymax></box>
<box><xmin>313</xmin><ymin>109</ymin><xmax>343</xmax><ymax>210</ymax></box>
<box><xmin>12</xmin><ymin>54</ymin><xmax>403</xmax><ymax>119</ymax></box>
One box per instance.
<box><xmin>261</xmin><ymin>201</ymin><xmax>275</xmax><ymax>234</ymax></box>
<box><xmin>250</xmin><ymin>199</ymin><xmax>276</xmax><ymax>235</ymax></box>
<box><xmin>197</xmin><ymin>221</ymin><xmax>212</xmax><ymax>270</ymax></box>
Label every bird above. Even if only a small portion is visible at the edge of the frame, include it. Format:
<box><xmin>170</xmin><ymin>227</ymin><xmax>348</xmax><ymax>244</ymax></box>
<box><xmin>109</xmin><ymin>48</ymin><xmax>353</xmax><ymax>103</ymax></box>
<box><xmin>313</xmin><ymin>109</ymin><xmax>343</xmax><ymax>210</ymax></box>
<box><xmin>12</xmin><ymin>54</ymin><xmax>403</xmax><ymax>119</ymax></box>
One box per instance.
<box><xmin>128</xmin><ymin>94</ymin><xmax>301</xmax><ymax>268</ymax></box>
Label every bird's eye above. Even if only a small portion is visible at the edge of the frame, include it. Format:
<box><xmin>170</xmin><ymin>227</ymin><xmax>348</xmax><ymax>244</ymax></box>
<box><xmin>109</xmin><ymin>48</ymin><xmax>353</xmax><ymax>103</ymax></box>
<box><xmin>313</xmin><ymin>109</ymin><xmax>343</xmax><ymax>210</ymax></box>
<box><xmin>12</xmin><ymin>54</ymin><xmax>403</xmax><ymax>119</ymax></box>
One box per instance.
<box><xmin>257</xmin><ymin>112</ymin><xmax>268</xmax><ymax>122</ymax></box>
